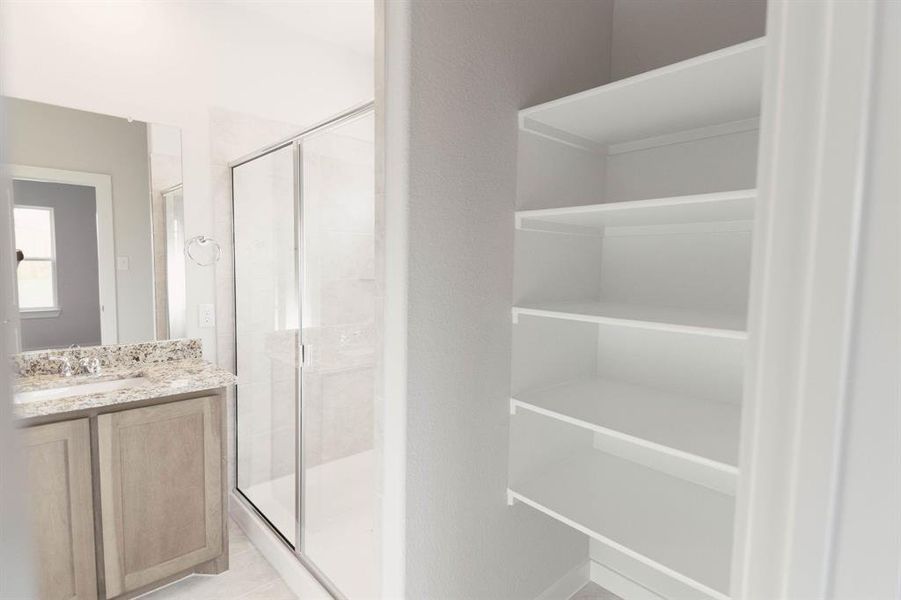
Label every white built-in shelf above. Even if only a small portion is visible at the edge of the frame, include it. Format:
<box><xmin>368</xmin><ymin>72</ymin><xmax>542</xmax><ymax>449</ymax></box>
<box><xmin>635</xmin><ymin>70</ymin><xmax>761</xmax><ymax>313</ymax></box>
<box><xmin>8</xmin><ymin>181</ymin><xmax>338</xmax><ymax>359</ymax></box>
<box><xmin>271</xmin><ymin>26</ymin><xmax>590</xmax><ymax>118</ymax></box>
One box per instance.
<box><xmin>516</xmin><ymin>189</ymin><xmax>755</xmax><ymax>234</ymax></box>
<box><xmin>520</xmin><ymin>38</ymin><xmax>765</xmax><ymax>149</ymax></box>
<box><xmin>513</xmin><ymin>300</ymin><xmax>746</xmax><ymax>339</ymax></box>
<box><xmin>512</xmin><ymin>377</ymin><xmax>740</xmax><ymax>474</ymax></box>
<box><xmin>508</xmin><ymin>449</ymin><xmax>734</xmax><ymax>600</ymax></box>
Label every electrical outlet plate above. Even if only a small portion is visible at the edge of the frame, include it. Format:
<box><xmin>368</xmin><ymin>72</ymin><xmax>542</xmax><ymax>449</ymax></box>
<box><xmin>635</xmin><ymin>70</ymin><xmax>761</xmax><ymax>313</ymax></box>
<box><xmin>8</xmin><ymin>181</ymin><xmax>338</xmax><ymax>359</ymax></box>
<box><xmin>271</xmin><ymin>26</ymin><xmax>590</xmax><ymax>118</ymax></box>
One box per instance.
<box><xmin>198</xmin><ymin>303</ymin><xmax>215</xmax><ymax>328</ymax></box>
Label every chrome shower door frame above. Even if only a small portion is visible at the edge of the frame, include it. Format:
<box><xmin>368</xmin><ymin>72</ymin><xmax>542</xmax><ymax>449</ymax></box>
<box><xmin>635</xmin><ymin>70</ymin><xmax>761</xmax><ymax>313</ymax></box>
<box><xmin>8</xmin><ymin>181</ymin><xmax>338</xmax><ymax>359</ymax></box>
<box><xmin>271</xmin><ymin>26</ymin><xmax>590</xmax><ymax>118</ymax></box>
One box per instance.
<box><xmin>230</xmin><ymin>101</ymin><xmax>375</xmax><ymax>600</ymax></box>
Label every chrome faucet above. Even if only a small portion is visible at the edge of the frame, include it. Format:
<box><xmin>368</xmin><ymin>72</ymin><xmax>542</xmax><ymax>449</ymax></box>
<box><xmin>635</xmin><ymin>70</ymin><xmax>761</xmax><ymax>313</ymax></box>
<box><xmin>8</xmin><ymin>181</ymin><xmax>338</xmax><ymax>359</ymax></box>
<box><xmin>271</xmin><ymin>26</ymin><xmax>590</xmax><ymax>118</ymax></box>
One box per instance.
<box><xmin>49</xmin><ymin>354</ymin><xmax>101</xmax><ymax>377</ymax></box>
<box><xmin>49</xmin><ymin>356</ymin><xmax>75</xmax><ymax>377</ymax></box>
<box><xmin>80</xmin><ymin>356</ymin><xmax>101</xmax><ymax>376</ymax></box>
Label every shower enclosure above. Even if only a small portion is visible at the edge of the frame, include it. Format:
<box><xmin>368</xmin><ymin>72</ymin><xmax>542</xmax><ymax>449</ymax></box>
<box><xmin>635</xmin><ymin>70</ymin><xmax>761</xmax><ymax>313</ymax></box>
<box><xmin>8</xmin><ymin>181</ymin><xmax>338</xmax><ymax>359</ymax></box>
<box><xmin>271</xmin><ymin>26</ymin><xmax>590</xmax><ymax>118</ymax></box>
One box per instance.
<box><xmin>231</xmin><ymin>103</ymin><xmax>378</xmax><ymax>599</ymax></box>
<box><xmin>162</xmin><ymin>184</ymin><xmax>186</xmax><ymax>339</ymax></box>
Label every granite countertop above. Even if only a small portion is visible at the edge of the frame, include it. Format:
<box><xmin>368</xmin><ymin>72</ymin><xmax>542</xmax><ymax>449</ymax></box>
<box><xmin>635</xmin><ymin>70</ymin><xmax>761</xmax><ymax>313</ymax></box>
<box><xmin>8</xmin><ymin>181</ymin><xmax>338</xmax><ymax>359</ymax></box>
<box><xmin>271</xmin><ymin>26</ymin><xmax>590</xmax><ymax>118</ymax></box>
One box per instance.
<box><xmin>13</xmin><ymin>358</ymin><xmax>236</xmax><ymax>420</ymax></box>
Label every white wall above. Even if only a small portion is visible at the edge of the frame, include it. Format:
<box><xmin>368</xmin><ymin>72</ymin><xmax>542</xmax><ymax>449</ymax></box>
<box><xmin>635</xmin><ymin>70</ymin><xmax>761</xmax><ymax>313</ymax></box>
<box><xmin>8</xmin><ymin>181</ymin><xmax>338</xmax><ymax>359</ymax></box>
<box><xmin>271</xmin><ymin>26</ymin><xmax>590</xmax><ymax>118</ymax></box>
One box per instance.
<box><xmin>0</xmin><ymin>0</ymin><xmax>373</xmax><ymax>360</ymax></box>
<box><xmin>384</xmin><ymin>1</ymin><xmax>614</xmax><ymax>597</ymax></box>
<box><xmin>610</xmin><ymin>0</ymin><xmax>767</xmax><ymax>80</ymax></box>
<box><xmin>829</xmin><ymin>3</ymin><xmax>900</xmax><ymax>594</ymax></box>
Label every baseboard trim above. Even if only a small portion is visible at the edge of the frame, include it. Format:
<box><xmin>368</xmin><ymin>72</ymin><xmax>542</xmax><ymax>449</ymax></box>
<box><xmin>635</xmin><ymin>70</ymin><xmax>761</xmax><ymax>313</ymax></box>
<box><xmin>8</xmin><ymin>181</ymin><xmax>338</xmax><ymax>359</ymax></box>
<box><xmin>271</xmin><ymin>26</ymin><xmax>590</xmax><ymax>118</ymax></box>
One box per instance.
<box><xmin>228</xmin><ymin>491</ymin><xmax>333</xmax><ymax>599</ymax></box>
<box><xmin>590</xmin><ymin>561</ymin><xmax>665</xmax><ymax>600</ymax></box>
<box><xmin>536</xmin><ymin>560</ymin><xmax>591</xmax><ymax>600</ymax></box>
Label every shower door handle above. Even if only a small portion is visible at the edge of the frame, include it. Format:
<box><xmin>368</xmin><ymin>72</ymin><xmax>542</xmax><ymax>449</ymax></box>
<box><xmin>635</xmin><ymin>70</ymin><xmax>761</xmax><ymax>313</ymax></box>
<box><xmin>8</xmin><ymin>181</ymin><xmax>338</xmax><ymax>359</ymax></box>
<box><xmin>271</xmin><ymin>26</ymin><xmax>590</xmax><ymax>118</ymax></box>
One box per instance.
<box><xmin>299</xmin><ymin>343</ymin><xmax>310</xmax><ymax>368</ymax></box>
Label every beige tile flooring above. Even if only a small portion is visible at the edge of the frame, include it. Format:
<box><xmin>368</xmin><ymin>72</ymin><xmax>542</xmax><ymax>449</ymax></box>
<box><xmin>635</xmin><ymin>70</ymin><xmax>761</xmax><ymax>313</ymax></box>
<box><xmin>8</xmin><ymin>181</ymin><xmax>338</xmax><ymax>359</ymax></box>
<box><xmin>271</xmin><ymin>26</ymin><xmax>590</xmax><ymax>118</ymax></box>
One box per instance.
<box><xmin>139</xmin><ymin>520</ymin><xmax>298</xmax><ymax>600</ymax></box>
<box><xmin>139</xmin><ymin>520</ymin><xmax>623</xmax><ymax>600</ymax></box>
<box><xmin>570</xmin><ymin>582</ymin><xmax>625</xmax><ymax>600</ymax></box>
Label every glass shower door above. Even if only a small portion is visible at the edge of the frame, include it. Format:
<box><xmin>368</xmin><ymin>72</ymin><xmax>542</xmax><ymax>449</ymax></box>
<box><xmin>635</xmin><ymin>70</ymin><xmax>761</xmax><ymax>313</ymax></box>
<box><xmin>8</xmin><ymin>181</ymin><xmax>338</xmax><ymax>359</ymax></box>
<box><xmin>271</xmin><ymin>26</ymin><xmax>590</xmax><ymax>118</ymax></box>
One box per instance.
<box><xmin>299</xmin><ymin>111</ymin><xmax>378</xmax><ymax>598</ymax></box>
<box><xmin>232</xmin><ymin>105</ymin><xmax>377</xmax><ymax>598</ymax></box>
<box><xmin>233</xmin><ymin>144</ymin><xmax>299</xmax><ymax>546</ymax></box>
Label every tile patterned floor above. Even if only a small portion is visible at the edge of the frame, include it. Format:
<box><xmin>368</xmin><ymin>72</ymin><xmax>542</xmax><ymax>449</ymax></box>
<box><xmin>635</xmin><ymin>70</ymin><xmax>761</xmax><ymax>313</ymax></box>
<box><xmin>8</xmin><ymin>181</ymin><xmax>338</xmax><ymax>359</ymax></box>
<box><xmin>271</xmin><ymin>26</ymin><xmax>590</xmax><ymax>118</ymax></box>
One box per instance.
<box><xmin>570</xmin><ymin>582</ymin><xmax>625</xmax><ymax>600</ymax></box>
<box><xmin>139</xmin><ymin>520</ymin><xmax>297</xmax><ymax>599</ymax></box>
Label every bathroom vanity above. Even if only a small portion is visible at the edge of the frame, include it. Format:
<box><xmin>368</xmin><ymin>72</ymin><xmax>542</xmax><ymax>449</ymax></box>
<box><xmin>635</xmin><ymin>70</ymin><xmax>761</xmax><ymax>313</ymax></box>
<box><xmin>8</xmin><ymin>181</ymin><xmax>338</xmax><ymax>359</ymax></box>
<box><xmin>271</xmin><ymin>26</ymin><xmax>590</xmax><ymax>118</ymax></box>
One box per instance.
<box><xmin>13</xmin><ymin>340</ymin><xmax>236</xmax><ymax>600</ymax></box>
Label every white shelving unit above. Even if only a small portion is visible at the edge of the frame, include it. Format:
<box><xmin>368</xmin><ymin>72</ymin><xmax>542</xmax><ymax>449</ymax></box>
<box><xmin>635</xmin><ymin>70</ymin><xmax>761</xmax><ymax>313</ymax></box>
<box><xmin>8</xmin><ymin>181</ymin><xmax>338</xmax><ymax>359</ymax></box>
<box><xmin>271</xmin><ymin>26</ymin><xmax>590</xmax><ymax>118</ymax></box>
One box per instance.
<box><xmin>509</xmin><ymin>38</ymin><xmax>764</xmax><ymax>600</ymax></box>
<box><xmin>515</xmin><ymin>189</ymin><xmax>756</xmax><ymax>233</ymax></box>
<box><xmin>508</xmin><ymin>450</ymin><xmax>734</xmax><ymax>600</ymax></box>
<box><xmin>511</xmin><ymin>377</ymin><xmax>740</xmax><ymax>473</ymax></box>
<box><xmin>512</xmin><ymin>301</ymin><xmax>747</xmax><ymax>339</ymax></box>
<box><xmin>519</xmin><ymin>38</ymin><xmax>765</xmax><ymax>149</ymax></box>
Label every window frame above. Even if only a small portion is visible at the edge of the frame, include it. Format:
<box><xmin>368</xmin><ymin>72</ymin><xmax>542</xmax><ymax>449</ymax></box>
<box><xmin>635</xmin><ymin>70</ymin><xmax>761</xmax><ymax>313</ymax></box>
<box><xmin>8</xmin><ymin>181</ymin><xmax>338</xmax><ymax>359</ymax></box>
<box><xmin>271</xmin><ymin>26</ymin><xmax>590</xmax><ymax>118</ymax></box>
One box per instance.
<box><xmin>14</xmin><ymin>204</ymin><xmax>61</xmax><ymax>317</ymax></box>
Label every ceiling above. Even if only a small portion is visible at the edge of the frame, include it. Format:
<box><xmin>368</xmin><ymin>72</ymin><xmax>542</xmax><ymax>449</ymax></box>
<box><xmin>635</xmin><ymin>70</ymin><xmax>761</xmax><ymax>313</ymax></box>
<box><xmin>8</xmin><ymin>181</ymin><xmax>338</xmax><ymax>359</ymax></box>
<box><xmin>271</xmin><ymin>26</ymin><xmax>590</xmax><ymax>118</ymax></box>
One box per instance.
<box><xmin>222</xmin><ymin>0</ymin><xmax>374</xmax><ymax>59</ymax></box>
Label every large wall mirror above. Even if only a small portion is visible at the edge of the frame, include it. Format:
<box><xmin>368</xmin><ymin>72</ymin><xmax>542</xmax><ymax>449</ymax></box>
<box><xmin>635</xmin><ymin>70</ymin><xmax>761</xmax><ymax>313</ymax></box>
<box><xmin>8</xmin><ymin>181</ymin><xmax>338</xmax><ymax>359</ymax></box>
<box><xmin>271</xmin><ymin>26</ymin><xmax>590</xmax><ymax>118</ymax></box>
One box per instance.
<box><xmin>3</xmin><ymin>97</ymin><xmax>186</xmax><ymax>351</ymax></box>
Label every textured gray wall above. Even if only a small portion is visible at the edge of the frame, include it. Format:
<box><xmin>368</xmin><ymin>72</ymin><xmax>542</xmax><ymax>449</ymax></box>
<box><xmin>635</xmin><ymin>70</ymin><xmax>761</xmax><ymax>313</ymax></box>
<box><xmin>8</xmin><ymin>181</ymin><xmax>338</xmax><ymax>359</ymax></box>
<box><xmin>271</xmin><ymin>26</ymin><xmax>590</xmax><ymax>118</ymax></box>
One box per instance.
<box><xmin>394</xmin><ymin>1</ymin><xmax>615</xmax><ymax>597</ymax></box>
<box><xmin>3</xmin><ymin>97</ymin><xmax>154</xmax><ymax>344</ymax></box>
<box><xmin>15</xmin><ymin>180</ymin><xmax>101</xmax><ymax>350</ymax></box>
<box><xmin>611</xmin><ymin>0</ymin><xmax>767</xmax><ymax>80</ymax></box>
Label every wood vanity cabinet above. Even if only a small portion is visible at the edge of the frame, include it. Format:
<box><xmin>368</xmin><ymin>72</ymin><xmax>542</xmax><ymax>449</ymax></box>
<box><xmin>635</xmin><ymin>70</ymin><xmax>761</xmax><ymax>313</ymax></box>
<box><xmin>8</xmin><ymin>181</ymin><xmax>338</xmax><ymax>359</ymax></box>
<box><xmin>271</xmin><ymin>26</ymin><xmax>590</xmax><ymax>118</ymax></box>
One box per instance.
<box><xmin>20</xmin><ymin>391</ymin><xmax>227</xmax><ymax>600</ymax></box>
<box><xmin>22</xmin><ymin>419</ymin><xmax>98</xmax><ymax>600</ymax></box>
<box><xmin>97</xmin><ymin>395</ymin><xmax>224</xmax><ymax>597</ymax></box>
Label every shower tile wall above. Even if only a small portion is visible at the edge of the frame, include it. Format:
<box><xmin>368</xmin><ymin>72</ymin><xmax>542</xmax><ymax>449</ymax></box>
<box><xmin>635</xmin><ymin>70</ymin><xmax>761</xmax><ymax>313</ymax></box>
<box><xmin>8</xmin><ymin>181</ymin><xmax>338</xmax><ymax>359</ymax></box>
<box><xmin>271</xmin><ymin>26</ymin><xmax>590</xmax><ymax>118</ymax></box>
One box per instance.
<box><xmin>148</xmin><ymin>123</ymin><xmax>183</xmax><ymax>340</ymax></box>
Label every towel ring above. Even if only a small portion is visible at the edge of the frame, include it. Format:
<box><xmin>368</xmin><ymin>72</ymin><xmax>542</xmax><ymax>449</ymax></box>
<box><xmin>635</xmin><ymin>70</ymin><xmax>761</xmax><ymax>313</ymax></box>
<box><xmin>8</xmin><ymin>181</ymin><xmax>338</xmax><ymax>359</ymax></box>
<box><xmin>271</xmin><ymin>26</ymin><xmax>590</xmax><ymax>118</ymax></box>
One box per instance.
<box><xmin>185</xmin><ymin>235</ymin><xmax>221</xmax><ymax>267</ymax></box>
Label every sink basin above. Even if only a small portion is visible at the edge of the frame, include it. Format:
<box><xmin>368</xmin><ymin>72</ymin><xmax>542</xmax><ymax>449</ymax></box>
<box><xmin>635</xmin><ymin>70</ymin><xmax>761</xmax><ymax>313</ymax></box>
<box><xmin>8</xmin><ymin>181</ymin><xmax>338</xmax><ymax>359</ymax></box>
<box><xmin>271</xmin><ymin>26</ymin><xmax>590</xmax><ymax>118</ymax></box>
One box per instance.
<box><xmin>14</xmin><ymin>376</ymin><xmax>147</xmax><ymax>404</ymax></box>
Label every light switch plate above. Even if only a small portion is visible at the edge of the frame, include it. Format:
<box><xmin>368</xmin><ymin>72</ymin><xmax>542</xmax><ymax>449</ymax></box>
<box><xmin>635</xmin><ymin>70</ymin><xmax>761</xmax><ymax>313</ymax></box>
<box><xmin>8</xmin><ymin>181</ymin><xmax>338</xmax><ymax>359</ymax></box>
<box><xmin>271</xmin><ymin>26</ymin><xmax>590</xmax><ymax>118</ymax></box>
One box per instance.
<box><xmin>198</xmin><ymin>303</ymin><xmax>216</xmax><ymax>328</ymax></box>
<box><xmin>116</xmin><ymin>256</ymin><xmax>129</xmax><ymax>270</ymax></box>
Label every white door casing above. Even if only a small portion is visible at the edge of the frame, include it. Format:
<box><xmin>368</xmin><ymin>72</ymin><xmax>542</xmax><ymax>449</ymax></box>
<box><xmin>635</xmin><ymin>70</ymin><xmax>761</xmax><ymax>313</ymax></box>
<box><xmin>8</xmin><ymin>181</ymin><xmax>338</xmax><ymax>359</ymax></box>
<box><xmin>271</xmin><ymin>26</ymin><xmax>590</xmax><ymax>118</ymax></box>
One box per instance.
<box><xmin>732</xmin><ymin>1</ymin><xmax>900</xmax><ymax>598</ymax></box>
<box><xmin>4</xmin><ymin>164</ymin><xmax>118</xmax><ymax>346</ymax></box>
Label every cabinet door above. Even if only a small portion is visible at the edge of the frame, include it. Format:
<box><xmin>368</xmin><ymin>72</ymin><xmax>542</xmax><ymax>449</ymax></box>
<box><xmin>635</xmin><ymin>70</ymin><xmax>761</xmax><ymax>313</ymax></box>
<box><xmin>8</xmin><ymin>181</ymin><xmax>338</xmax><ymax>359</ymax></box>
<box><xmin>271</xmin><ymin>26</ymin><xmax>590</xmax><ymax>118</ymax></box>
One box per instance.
<box><xmin>97</xmin><ymin>396</ymin><xmax>223</xmax><ymax>597</ymax></box>
<box><xmin>22</xmin><ymin>419</ymin><xmax>98</xmax><ymax>600</ymax></box>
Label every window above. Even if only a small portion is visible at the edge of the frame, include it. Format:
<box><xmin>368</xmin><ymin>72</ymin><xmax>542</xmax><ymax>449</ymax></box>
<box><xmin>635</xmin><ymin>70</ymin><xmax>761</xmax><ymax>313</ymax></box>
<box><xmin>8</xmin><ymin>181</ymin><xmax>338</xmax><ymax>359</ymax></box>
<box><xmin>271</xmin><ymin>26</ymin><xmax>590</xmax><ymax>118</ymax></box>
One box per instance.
<box><xmin>14</xmin><ymin>206</ymin><xmax>58</xmax><ymax>312</ymax></box>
